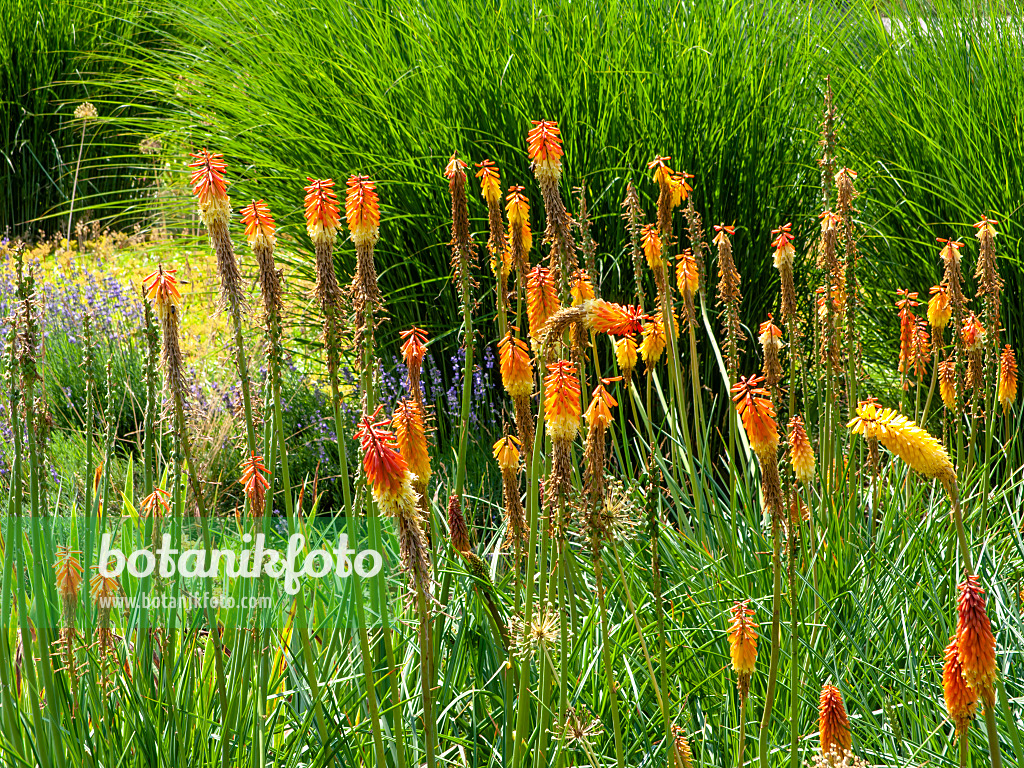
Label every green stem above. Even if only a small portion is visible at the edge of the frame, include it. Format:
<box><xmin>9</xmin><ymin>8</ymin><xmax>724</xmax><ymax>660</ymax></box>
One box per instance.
<box><xmin>759</xmin><ymin>517</ymin><xmax>783</xmax><ymax>768</ymax></box>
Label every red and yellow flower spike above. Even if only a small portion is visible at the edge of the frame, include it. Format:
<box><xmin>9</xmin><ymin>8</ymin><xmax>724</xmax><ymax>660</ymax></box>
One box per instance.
<box><xmin>727</xmin><ymin>599</ymin><xmax>758</xmax><ymax>697</ymax></box>
<box><xmin>570</xmin><ymin>269</ymin><xmax>595</xmax><ymax>306</ymax></box>
<box><xmin>401</xmin><ymin>327</ymin><xmax>428</xmax><ymax>381</ymax></box>
<box><xmin>961</xmin><ymin>311</ymin><xmax>985</xmax><ymax>352</ymax></box>
<box><xmin>240</xmin><ymin>452</ymin><xmax>270</xmax><ymax>516</ymax></box>
<box><xmin>526</xmin><ymin>264</ymin><xmax>560</xmax><ymax>343</ymax></box>
<box><xmin>188</xmin><ymin>149</ymin><xmax>230</xmax><ymax>223</ymax></box>
<box><xmin>896</xmin><ymin>289</ymin><xmax>919</xmax><ymax>384</ymax></box>
<box><xmin>498</xmin><ymin>330</ymin><xmax>534</xmax><ymax>398</ymax></box>
<box><xmin>355</xmin><ymin>406</ymin><xmax>417</xmax><ymax>516</ymax></box>
<box><xmin>938</xmin><ymin>236</ymin><xmax>965</xmax><ymax>268</ymax></box>
<box><xmin>647</xmin><ymin>155</ymin><xmax>674</xmax><ymax>186</ymax></box>
<box><xmin>956</xmin><ymin>574</ymin><xmax>997</xmax><ymax>706</ymax></box>
<box><xmin>640</xmin><ymin>318</ymin><xmax>667</xmax><ymax>368</ymax></box>
<box><xmin>345</xmin><ymin>174</ymin><xmax>380</xmax><ymax>247</ymax></box>
<box><xmin>493</xmin><ymin>435</ymin><xmax>522</xmax><ymax>472</ymax></box>
<box><xmin>585</xmin><ymin>299</ymin><xmax>645</xmax><ymax>337</ymax></box>
<box><xmin>788</xmin><ymin>415</ymin><xmax>815</xmax><ymax>484</ymax></box>
<box><xmin>544</xmin><ymin>360</ymin><xmax>582</xmax><ymax>443</ymax></box>
<box><xmin>240</xmin><ymin>199</ymin><xmax>276</xmax><ymax>250</ymax></box>
<box><xmin>393</xmin><ymin>399</ymin><xmax>431</xmax><ymax>486</ymax></box>
<box><xmin>771</xmin><ymin>222</ymin><xmax>795</xmax><ymax>268</ymax></box>
<box><xmin>142</xmin><ymin>265</ymin><xmax>182</xmax><ymax>323</ymax></box>
<box><xmin>973</xmin><ymin>216</ymin><xmax>999</xmax><ymax>240</ymax></box>
<box><xmin>527</xmin><ymin>120</ymin><xmax>564</xmax><ymax>166</ymax></box>
<box><xmin>90</xmin><ymin>571</ymin><xmax>121</xmax><ymax>609</ymax></box>
<box><xmin>54</xmin><ymin>545</ymin><xmax>84</xmax><ymax>601</ymax></box>
<box><xmin>615</xmin><ymin>335</ymin><xmax>638</xmax><ymax>381</ymax></box>
<box><xmin>304</xmin><ymin>178</ymin><xmax>341</xmax><ymax>247</ymax></box>
<box><xmin>585</xmin><ymin>377</ymin><xmax>620</xmax><ymax>431</ymax></box>
<box><xmin>731</xmin><ymin>375</ymin><xmax>778</xmax><ymax>458</ymax></box>
<box><xmin>641</xmin><ymin>224</ymin><xmax>663</xmax><ymax>270</ymax></box>
<box><xmin>999</xmin><ymin>344</ymin><xmax>1017</xmax><ymax>413</ymax></box>
<box><xmin>140</xmin><ymin>487</ymin><xmax>171</xmax><ymax>518</ymax></box>
<box><xmin>475</xmin><ymin>159</ymin><xmax>501</xmax><ymax>206</ymax></box>
<box><xmin>928</xmin><ymin>284</ymin><xmax>952</xmax><ymax>331</ymax></box>
<box><xmin>943</xmin><ymin>636</ymin><xmax>977</xmax><ymax>739</ymax></box>
<box><xmin>818</xmin><ymin>684</ymin><xmax>852</xmax><ymax>757</ymax></box>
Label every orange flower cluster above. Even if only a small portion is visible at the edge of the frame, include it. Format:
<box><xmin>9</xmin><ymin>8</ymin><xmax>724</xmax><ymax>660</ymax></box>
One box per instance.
<box><xmin>142</xmin><ymin>266</ymin><xmax>182</xmax><ymax>323</ymax></box>
<box><xmin>401</xmin><ymin>327</ymin><xmax>428</xmax><ymax>379</ymax></box>
<box><xmin>961</xmin><ymin>312</ymin><xmax>985</xmax><ymax>352</ymax></box>
<box><xmin>240</xmin><ymin>199</ymin><xmax>276</xmax><ymax>249</ymax></box>
<box><xmin>527</xmin><ymin>119</ymin><xmax>564</xmax><ymax>184</ymax></box>
<box><xmin>586</xmin><ymin>299</ymin><xmax>645</xmax><ymax>337</ymax></box>
<box><xmin>498</xmin><ymin>331</ymin><xmax>534</xmax><ymax>399</ymax></box>
<box><xmin>505</xmin><ymin>185</ymin><xmax>533</xmax><ymax>258</ymax></box>
<box><xmin>676</xmin><ymin>248</ymin><xmax>698</xmax><ymax>299</ymax></box>
<box><xmin>584</xmin><ymin>379</ymin><xmax>619</xmax><ymax>431</ymax></box>
<box><xmin>818</xmin><ymin>684</ymin><xmax>852</xmax><ymax>757</ymax></box>
<box><xmin>956</xmin><ymin>575</ymin><xmax>997</xmax><ymax>705</ymax></box>
<box><xmin>394</xmin><ymin>400</ymin><xmax>431</xmax><ymax>487</ymax></box>
<box><xmin>640</xmin><ymin>318</ymin><xmax>667</xmax><ymax>367</ymax></box>
<box><xmin>896</xmin><ymin>289</ymin><xmax>919</xmax><ymax>383</ymax></box>
<box><xmin>928</xmin><ymin>284</ymin><xmax>952</xmax><ymax>331</ymax></box>
<box><xmin>731</xmin><ymin>375</ymin><xmax>778</xmax><ymax>458</ymax></box>
<box><xmin>999</xmin><ymin>344</ymin><xmax>1017</xmax><ymax>413</ymax></box>
<box><xmin>571</xmin><ymin>270</ymin><xmax>595</xmax><ymax>306</ymax></box>
<box><xmin>727</xmin><ymin>600</ymin><xmax>758</xmax><ymax>697</ymax></box>
<box><xmin>188</xmin><ymin>149</ymin><xmax>231</xmax><ymax>224</ymax></box>
<box><xmin>54</xmin><ymin>546</ymin><xmax>84</xmax><ymax>601</ymax></box>
<box><xmin>641</xmin><ymin>224</ymin><xmax>663</xmax><ymax>270</ymax></box>
<box><xmin>345</xmin><ymin>174</ymin><xmax>380</xmax><ymax>247</ymax></box>
<box><xmin>304</xmin><ymin>178</ymin><xmax>341</xmax><ymax>248</ymax></box>
<box><xmin>771</xmin><ymin>222</ymin><xmax>795</xmax><ymax>266</ymax></box>
<box><xmin>355</xmin><ymin>407</ymin><xmax>418</xmax><ymax>518</ymax></box>
<box><xmin>544</xmin><ymin>360</ymin><xmax>582</xmax><ymax>443</ymax></box>
<box><xmin>616</xmin><ymin>335</ymin><xmax>638</xmax><ymax>380</ymax></box>
<box><xmin>788</xmin><ymin>415</ymin><xmax>815</xmax><ymax>484</ymax></box>
<box><xmin>240</xmin><ymin>452</ymin><xmax>270</xmax><ymax>516</ymax></box>
<box><xmin>527</xmin><ymin>265</ymin><xmax>560</xmax><ymax>342</ymax></box>
<box><xmin>943</xmin><ymin>636</ymin><xmax>977</xmax><ymax>738</ymax></box>
<box><xmin>140</xmin><ymin>487</ymin><xmax>171</xmax><ymax>518</ymax></box>
<box><xmin>492</xmin><ymin>435</ymin><xmax>521</xmax><ymax>471</ymax></box>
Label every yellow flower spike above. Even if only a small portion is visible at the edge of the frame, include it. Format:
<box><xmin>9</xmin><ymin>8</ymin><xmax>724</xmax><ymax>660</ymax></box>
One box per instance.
<box><xmin>848</xmin><ymin>401</ymin><xmax>955</xmax><ymax>487</ymax></box>
<box><xmin>474</xmin><ymin>159</ymin><xmax>501</xmax><ymax>206</ymax></box>
<box><xmin>615</xmin><ymin>335</ymin><xmax>638</xmax><ymax>381</ymax></box>
<box><xmin>788</xmin><ymin>415</ymin><xmax>815</xmax><ymax>484</ymax></box>
<box><xmin>999</xmin><ymin>344</ymin><xmax>1017</xmax><ymax>413</ymax></box>
<box><xmin>669</xmin><ymin>171</ymin><xmax>693</xmax><ymax>207</ymax></box>
<box><xmin>928</xmin><ymin>284</ymin><xmax>952</xmax><ymax>331</ymax></box>
<box><xmin>639</xmin><ymin>318</ymin><xmax>667</xmax><ymax>369</ymax></box>
<box><xmin>939</xmin><ymin>359</ymin><xmax>957</xmax><ymax>410</ymax></box>
<box><xmin>641</xmin><ymin>224</ymin><xmax>663</xmax><ymax>270</ymax></box>
<box><xmin>727</xmin><ymin>599</ymin><xmax>758</xmax><ymax>698</ymax></box>
<box><xmin>505</xmin><ymin>185</ymin><xmax>533</xmax><ymax>263</ymax></box>
<box><xmin>676</xmin><ymin>248</ymin><xmax>699</xmax><ymax>299</ymax></box>
<box><xmin>492</xmin><ymin>435</ymin><xmax>522</xmax><ymax>471</ymax></box>
<box><xmin>543</xmin><ymin>360</ymin><xmax>582</xmax><ymax>443</ymax></box>
<box><xmin>570</xmin><ymin>269</ymin><xmax>595</xmax><ymax>306</ymax></box>
<box><xmin>344</xmin><ymin>174</ymin><xmax>380</xmax><ymax>247</ymax></box>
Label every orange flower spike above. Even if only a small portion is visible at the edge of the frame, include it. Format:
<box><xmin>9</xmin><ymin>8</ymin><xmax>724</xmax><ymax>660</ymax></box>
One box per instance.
<box><xmin>641</xmin><ymin>224</ymin><xmax>663</xmax><ymax>270</ymax></box>
<box><xmin>928</xmin><ymin>285</ymin><xmax>952</xmax><ymax>331</ymax></box>
<box><xmin>943</xmin><ymin>636</ymin><xmax>977</xmax><ymax>738</ymax></box>
<box><xmin>731</xmin><ymin>375</ymin><xmax>779</xmax><ymax>458</ymax></box>
<box><xmin>646</xmin><ymin>155</ymin><xmax>674</xmax><ymax>186</ymax></box>
<box><xmin>587</xmin><ymin>299</ymin><xmax>645</xmax><ymax>337</ymax></box>
<box><xmin>544</xmin><ymin>360</ymin><xmax>582</xmax><ymax>443</ymax></box>
<box><xmin>526</xmin><ymin>265</ymin><xmax>560</xmax><ymax>342</ymax></box>
<box><xmin>570</xmin><ymin>269</ymin><xmax>595</xmax><ymax>306</ymax></box>
<box><xmin>956</xmin><ymin>575</ymin><xmax>998</xmax><ymax>705</ymax></box>
<box><xmin>788</xmin><ymin>415</ymin><xmax>815</xmax><ymax>484</ymax></box>
<box><xmin>584</xmin><ymin>378</ymin><xmax>620</xmax><ymax>431</ymax></box>
<box><xmin>400</xmin><ymin>327</ymin><xmax>428</xmax><ymax>374</ymax></box>
<box><xmin>54</xmin><ymin>546</ymin><xmax>84</xmax><ymax>600</ymax></box>
<box><xmin>89</xmin><ymin>572</ymin><xmax>121</xmax><ymax>607</ymax></box>
<box><xmin>527</xmin><ymin>120</ymin><xmax>564</xmax><ymax>165</ymax></box>
<box><xmin>474</xmin><ymin>159</ymin><xmax>502</xmax><ymax>206</ymax></box>
<box><xmin>505</xmin><ymin>185</ymin><xmax>533</xmax><ymax>255</ymax></box>
<box><xmin>961</xmin><ymin>312</ymin><xmax>985</xmax><ymax>352</ymax></box>
<box><xmin>669</xmin><ymin>171</ymin><xmax>694</xmax><ymax>207</ymax></box>
<box><xmin>676</xmin><ymin>248</ymin><xmax>699</xmax><ymax>298</ymax></box>
<box><xmin>240</xmin><ymin>452</ymin><xmax>271</xmax><ymax>514</ymax></box>
<box><xmin>999</xmin><ymin>344</ymin><xmax>1017</xmax><ymax>413</ymax></box>
<box><xmin>727</xmin><ymin>600</ymin><xmax>758</xmax><ymax>679</ymax></box>
<box><xmin>140</xmin><ymin>487</ymin><xmax>171</xmax><ymax>518</ymax></box>
<box><xmin>770</xmin><ymin>222</ymin><xmax>795</xmax><ymax>269</ymax></box>
<box><xmin>492</xmin><ymin>435</ymin><xmax>522</xmax><ymax>471</ymax></box>
<box><xmin>498</xmin><ymin>332</ymin><xmax>534</xmax><ymax>398</ymax></box>
<box><xmin>304</xmin><ymin>178</ymin><xmax>341</xmax><ymax>248</ymax></box>
<box><xmin>818</xmin><ymin>684</ymin><xmax>852</xmax><ymax>757</ymax></box>
<box><xmin>713</xmin><ymin>223</ymin><xmax>736</xmax><ymax>245</ymax></box>
<box><xmin>973</xmin><ymin>217</ymin><xmax>999</xmax><ymax>240</ymax></box>
<box><xmin>896</xmin><ymin>289</ymin><xmax>919</xmax><ymax>380</ymax></box>
<box><xmin>355</xmin><ymin>407</ymin><xmax>415</xmax><ymax>515</ymax></box>
<box><xmin>240</xmin><ymin>199</ymin><xmax>276</xmax><ymax>249</ymax></box>
<box><xmin>142</xmin><ymin>266</ymin><xmax>182</xmax><ymax>323</ymax></box>
<box><xmin>937</xmin><ymin>237</ymin><xmax>965</xmax><ymax>268</ymax></box>
<box><xmin>758</xmin><ymin>316</ymin><xmax>783</xmax><ymax>348</ymax></box>
<box><xmin>188</xmin><ymin>149</ymin><xmax>229</xmax><ymax>209</ymax></box>
<box><xmin>344</xmin><ymin>174</ymin><xmax>380</xmax><ymax>247</ymax></box>
<box><xmin>913</xmin><ymin>320</ymin><xmax>931</xmax><ymax>380</ymax></box>
<box><xmin>393</xmin><ymin>400</ymin><xmax>431</xmax><ymax>483</ymax></box>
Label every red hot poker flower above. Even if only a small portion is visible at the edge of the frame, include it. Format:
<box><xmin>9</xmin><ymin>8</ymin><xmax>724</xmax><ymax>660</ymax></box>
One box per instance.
<box><xmin>345</xmin><ymin>174</ymin><xmax>380</xmax><ymax>246</ymax></box>
<box><xmin>304</xmin><ymin>178</ymin><xmax>341</xmax><ymax>246</ymax></box>
<box><xmin>527</xmin><ymin>120</ymin><xmax>564</xmax><ymax>164</ymax></box>
<box><xmin>188</xmin><ymin>149</ymin><xmax>229</xmax><ymax>207</ymax></box>
<box><xmin>240</xmin><ymin>199</ymin><xmax>276</xmax><ymax>247</ymax></box>
<box><xmin>731</xmin><ymin>375</ymin><xmax>779</xmax><ymax>457</ymax></box>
